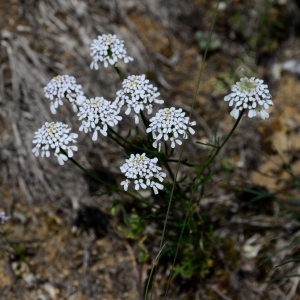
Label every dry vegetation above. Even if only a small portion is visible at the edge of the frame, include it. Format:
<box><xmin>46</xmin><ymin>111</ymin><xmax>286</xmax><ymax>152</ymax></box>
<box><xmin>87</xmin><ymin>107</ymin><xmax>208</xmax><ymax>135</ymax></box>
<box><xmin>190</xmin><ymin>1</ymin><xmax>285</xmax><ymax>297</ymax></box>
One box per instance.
<box><xmin>1</xmin><ymin>0</ymin><xmax>300</xmax><ymax>299</ymax></box>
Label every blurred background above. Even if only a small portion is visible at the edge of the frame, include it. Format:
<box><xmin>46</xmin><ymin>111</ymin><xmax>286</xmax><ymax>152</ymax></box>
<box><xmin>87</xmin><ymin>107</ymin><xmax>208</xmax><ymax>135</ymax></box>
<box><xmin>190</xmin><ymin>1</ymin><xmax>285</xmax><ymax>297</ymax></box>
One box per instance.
<box><xmin>1</xmin><ymin>0</ymin><xmax>300</xmax><ymax>299</ymax></box>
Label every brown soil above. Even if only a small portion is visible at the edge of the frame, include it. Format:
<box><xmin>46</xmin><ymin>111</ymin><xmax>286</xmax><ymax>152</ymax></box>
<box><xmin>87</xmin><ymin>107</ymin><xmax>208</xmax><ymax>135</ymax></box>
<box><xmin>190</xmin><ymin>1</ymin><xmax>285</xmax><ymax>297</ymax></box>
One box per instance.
<box><xmin>1</xmin><ymin>0</ymin><xmax>300</xmax><ymax>299</ymax></box>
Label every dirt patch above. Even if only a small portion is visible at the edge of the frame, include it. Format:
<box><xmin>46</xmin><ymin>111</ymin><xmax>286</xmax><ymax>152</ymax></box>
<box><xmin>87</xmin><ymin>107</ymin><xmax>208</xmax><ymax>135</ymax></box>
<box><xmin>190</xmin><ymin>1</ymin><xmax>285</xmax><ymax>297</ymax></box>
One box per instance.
<box><xmin>1</xmin><ymin>0</ymin><xmax>300</xmax><ymax>299</ymax></box>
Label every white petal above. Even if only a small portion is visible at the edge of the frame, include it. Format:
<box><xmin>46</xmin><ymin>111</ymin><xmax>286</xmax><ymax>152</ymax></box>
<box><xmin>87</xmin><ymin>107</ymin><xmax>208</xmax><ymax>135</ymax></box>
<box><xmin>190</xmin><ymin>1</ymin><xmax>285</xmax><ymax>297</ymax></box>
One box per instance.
<box><xmin>188</xmin><ymin>127</ymin><xmax>195</xmax><ymax>134</ymax></box>
<box><xmin>248</xmin><ymin>109</ymin><xmax>256</xmax><ymax>118</ymax></box>
<box><xmin>92</xmin><ymin>130</ymin><xmax>98</xmax><ymax>141</ymax></box>
<box><xmin>134</xmin><ymin>115</ymin><xmax>139</xmax><ymax>124</ymax></box>
<box><xmin>57</xmin><ymin>154</ymin><xmax>68</xmax><ymax>165</ymax></box>
<box><xmin>68</xmin><ymin>149</ymin><xmax>73</xmax><ymax>157</ymax></box>
<box><xmin>230</xmin><ymin>108</ymin><xmax>239</xmax><ymax>119</ymax></box>
<box><xmin>152</xmin><ymin>186</ymin><xmax>158</xmax><ymax>194</ymax></box>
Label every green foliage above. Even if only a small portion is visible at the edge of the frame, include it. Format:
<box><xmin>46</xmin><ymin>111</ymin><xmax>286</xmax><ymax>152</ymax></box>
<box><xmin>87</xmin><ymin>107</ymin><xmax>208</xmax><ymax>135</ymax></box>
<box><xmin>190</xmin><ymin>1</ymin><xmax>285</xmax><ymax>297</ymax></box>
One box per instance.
<box><xmin>117</xmin><ymin>207</ymin><xmax>149</xmax><ymax>263</ymax></box>
<box><xmin>172</xmin><ymin>224</ymin><xmax>215</xmax><ymax>279</ymax></box>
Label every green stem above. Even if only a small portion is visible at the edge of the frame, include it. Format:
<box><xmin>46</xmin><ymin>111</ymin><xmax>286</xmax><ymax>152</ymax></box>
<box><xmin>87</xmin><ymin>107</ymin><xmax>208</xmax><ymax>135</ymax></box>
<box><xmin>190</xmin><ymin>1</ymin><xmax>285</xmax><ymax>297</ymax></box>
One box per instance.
<box><xmin>108</xmin><ymin>126</ymin><xmax>158</xmax><ymax>156</ymax></box>
<box><xmin>202</xmin><ymin>109</ymin><xmax>245</xmax><ymax>173</ymax></box>
<box><xmin>164</xmin><ymin>111</ymin><xmax>244</xmax><ymax>299</ymax></box>
<box><xmin>159</xmin><ymin>1</ymin><xmax>228</xmax><ymax>298</ymax></box>
<box><xmin>61</xmin><ymin>149</ymin><xmax>148</xmax><ymax>204</ymax></box>
<box><xmin>140</xmin><ymin>110</ymin><xmax>149</xmax><ymax>129</ymax></box>
<box><xmin>167</xmin><ymin>159</ymin><xmax>196</xmax><ymax>168</ymax></box>
<box><xmin>161</xmin><ymin>158</ymin><xmax>175</xmax><ymax>182</ymax></box>
<box><xmin>108</xmin><ymin>126</ymin><xmax>132</xmax><ymax>146</ymax></box>
<box><xmin>107</xmin><ymin>130</ymin><xmax>130</xmax><ymax>151</ymax></box>
<box><xmin>144</xmin><ymin>244</ymin><xmax>166</xmax><ymax>300</ymax></box>
<box><xmin>114</xmin><ymin>65</ymin><xmax>124</xmax><ymax>82</ymax></box>
<box><xmin>144</xmin><ymin>264</ymin><xmax>156</xmax><ymax>300</ymax></box>
<box><xmin>64</xmin><ymin>153</ymin><xmax>115</xmax><ymax>189</ymax></box>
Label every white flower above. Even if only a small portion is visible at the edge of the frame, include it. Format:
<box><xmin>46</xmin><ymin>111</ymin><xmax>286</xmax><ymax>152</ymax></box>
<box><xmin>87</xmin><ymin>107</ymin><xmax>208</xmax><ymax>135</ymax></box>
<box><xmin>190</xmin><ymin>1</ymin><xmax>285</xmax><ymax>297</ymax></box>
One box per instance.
<box><xmin>224</xmin><ymin>77</ymin><xmax>274</xmax><ymax>120</ymax></box>
<box><xmin>114</xmin><ymin>74</ymin><xmax>164</xmax><ymax>124</ymax></box>
<box><xmin>32</xmin><ymin>122</ymin><xmax>78</xmax><ymax>165</ymax></box>
<box><xmin>77</xmin><ymin>97</ymin><xmax>122</xmax><ymax>141</ymax></box>
<box><xmin>146</xmin><ymin>107</ymin><xmax>196</xmax><ymax>151</ymax></box>
<box><xmin>120</xmin><ymin>153</ymin><xmax>166</xmax><ymax>195</ymax></box>
<box><xmin>121</xmin><ymin>179</ymin><xmax>131</xmax><ymax>191</ymax></box>
<box><xmin>44</xmin><ymin>75</ymin><xmax>84</xmax><ymax>114</ymax></box>
<box><xmin>90</xmin><ymin>34</ymin><xmax>133</xmax><ymax>69</ymax></box>
<box><xmin>0</xmin><ymin>212</ymin><xmax>10</xmax><ymax>224</ymax></box>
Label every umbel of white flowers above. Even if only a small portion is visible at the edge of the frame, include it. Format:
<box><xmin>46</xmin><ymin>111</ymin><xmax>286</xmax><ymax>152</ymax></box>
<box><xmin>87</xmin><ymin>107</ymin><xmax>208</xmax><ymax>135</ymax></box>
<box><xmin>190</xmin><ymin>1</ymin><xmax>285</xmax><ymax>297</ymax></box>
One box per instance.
<box><xmin>114</xmin><ymin>74</ymin><xmax>164</xmax><ymax>124</ymax></box>
<box><xmin>77</xmin><ymin>96</ymin><xmax>122</xmax><ymax>141</ymax></box>
<box><xmin>146</xmin><ymin>107</ymin><xmax>196</xmax><ymax>151</ymax></box>
<box><xmin>224</xmin><ymin>77</ymin><xmax>274</xmax><ymax>120</ymax></box>
<box><xmin>32</xmin><ymin>122</ymin><xmax>78</xmax><ymax>165</ymax></box>
<box><xmin>44</xmin><ymin>75</ymin><xmax>84</xmax><ymax>114</ymax></box>
<box><xmin>120</xmin><ymin>153</ymin><xmax>166</xmax><ymax>195</ymax></box>
<box><xmin>90</xmin><ymin>34</ymin><xmax>133</xmax><ymax>69</ymax></box>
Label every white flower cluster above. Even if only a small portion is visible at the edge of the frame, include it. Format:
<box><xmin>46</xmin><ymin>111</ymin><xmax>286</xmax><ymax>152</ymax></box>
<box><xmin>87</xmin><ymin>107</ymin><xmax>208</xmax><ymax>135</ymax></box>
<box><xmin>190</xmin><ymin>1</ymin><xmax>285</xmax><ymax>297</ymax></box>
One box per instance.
<box><xmin>32</xmin><ymin>122</ymin><xmax>78</xmax><ymax>165</ymax></box>
<box><xmin>44</xmin><ymin>75</ymin><xmax>84</xmax><ymax>114</ymax></box>
<box><xmin>0</xmin><ymin>212</ymin><xmax>10</xmax><ymax>224</ymax></box>
<box><xmin>115</xmin><ymin>74</ymin><xmax>164</xmax><ymax>124</ymax></box>
<box><xmin>90</xmin><ymin>34</ymin><xmax>133</xmax><ymax>69</ymax></box>
<box><xmin>224</xmin><ymin>77</ymin><xmax>274</xmax><ymax>120</ymax></box>
<box><xmin>77</xmin><ymin>97</ymin><xmax>122</xmax><ymax>141</ymax></box>
<box><xmin>146</xmin><ymin>107</ymin><xmax>196</xmax><ymax>151</ymax></box>
<box><xmin>120</xmin><ymin>153</ymin><xmax>166</xmax><ymax>194</ymax></box>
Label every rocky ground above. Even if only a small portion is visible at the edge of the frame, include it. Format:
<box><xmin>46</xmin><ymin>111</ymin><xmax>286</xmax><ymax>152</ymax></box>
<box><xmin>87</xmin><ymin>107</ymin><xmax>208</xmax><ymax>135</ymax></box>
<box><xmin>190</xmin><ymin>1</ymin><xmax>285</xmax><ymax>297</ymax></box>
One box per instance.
<box><xmin>1</xmin><ymin>0</ymin><xmax>300</xmax><ymax>299</ymax></box>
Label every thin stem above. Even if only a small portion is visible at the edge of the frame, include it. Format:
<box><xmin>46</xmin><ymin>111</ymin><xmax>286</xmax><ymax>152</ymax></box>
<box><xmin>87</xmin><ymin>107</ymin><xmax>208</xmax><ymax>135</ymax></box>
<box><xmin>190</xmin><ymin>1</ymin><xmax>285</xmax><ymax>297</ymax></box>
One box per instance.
<box><xmin>167</xmin><ymin>159</ymin><xmax>196</xmax><ymax>168</ymax></box>
<box><xmin>164</xmin><ymin>112</ymin><xmax>244</xmax><ymax>299</ymax></box>
<box><xmin>161</xmin><ymin>160</ymin><xmax>175</xmax><ymax>182</ymax></box>
<box><xmin>140</xmin><ymin>110</ymin><xmax>149</xmax><ymax>129</ymax></box>
<box><xmin>107</xmin><ymin>130</ymin><xmax>130</xmax><ymax>151</ymax></box>
<box><xmin>144</xmin><ymin>265</ymin><xmax>156</xmax><ymax>300</ymax></box>
<box><xmin>114</xmin><ymin>65</ymin><xmax>124</xmax><ymax>82</ymax></box>
<box><xmin>165</xmin><ymin>186</ymin><xmax>200</xmax><ymax>295</ymax></box>
<box><xmin>108</xmin><ymin>127</ymin><xmax>157</xmax><ymax>155</ymax></box>
<box><xmin>157</xmin><ymin>0</ymin><xmax>222</xmax><ymax>249</ymax></box>
<box><xmin>202</xmin><ymin>110</ymin><xmax>245</xmax><ymax>173</ymax></box>
<box><xmin>67</xmin><ymin>155</ymin><xmax>114</xmax><ymax>188</ymax></box>
<box><xmin>108</xmin><ymin>126</ymin><xmax>132</xmax><ymax>146</ymax></box>
<box><xmin>144</xmin><ymin>244</ymin><xmax>166</xmax><ymax>300</ymax></box>
<box><xmin>160</xmin><ymin>1</ymin><xmax>223</xmax><ymax>298</ymax></box>
<box><xmin>61</xmin><ymin>149</ymin><xmax>148</xmax><ymax>203</ymax></box>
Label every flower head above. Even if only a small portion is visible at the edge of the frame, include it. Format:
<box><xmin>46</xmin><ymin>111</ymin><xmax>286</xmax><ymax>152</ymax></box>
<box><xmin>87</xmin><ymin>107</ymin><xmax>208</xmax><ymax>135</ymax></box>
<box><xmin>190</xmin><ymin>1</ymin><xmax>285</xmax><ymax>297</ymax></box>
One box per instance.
<box><xmin>90</xmin><ymin>34</ymin><xmax>133</xmax><ymax>69</ymax></box>
<box><xmin>146</xmin><ymin>107</ymin><xmax>196</xmax><ymax>151</ymax></box>
<box><xmin>44</xmin><ymin>75</ymin><xmax>84</xmax><ymax>114</ymax></box>
<box><xmin>77</xmin><ymin>97</ymin><xmax>122</xmax><ymax>141</ymax></box>
<box><xmin>120</xmin><ymin>153</ymin><xmax>166</xmax><ymax>195</ymax></box>
<box><xmin>224</xmin><ymin>77</ymin><xmax>274</xmax><ymax>119</ymax></box>
<box><xmin>0</xmin><ymin>212</ymin><xmax>10</xmax><ymax>224</ymax></box>
<box><xmin>115</xmin><ymin>74</ymin><xmax>164</xmax><ymax>124</ymax></box>
<box><xmin>32</xmin><ymin>122</ymin><xmax>78</xmax><ymax>165</ymax></box>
